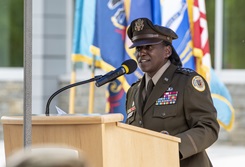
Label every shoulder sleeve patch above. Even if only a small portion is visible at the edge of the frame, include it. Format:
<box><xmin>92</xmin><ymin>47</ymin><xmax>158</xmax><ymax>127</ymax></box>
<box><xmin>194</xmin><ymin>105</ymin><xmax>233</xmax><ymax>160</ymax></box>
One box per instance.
<box><xmin>192</xmin><ymin>76</ymin><xmax>205</xmax><ymax>92</ymax></box>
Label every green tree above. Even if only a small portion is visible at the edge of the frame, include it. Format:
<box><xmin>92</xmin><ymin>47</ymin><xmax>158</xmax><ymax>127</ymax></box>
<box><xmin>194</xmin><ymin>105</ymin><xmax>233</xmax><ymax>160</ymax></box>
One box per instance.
<box><xmin>0</xmin><ymin>0</ymin><xmax>23</xmax><ymax>67</ymax></box>
<box><xmin>206</xmin><ymin>1</ymin><xmax>215</xmax><ymax>67</ymax></box>
<box><xmin>223</xmin><ymin>0</ymin><xmax>245</xmax><ymax>69</ymax></box>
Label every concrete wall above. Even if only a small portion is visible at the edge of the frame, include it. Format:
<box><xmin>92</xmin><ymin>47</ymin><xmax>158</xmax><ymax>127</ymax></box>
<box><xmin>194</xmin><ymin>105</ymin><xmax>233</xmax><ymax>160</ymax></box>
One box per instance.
<box><xmin>0</xmin><ymin>81</ymin><xmax>244</xmax><ymax>146</ymax></box>
<box><xmin>218</xmin><ymin>84</ymin><xmax>245</xmax><ymax>145</ymax></box>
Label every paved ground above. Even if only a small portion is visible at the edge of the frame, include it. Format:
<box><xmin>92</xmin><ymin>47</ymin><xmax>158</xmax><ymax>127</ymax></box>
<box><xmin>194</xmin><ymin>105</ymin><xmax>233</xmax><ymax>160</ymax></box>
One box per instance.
<box><xmin>1</xmin><ymin>140</ymin><xmax>245</xmax><ymax>167</ymax></box>
<box><xmin>1</xmin><ymin>140</ymin><xmax>6</xmax><ymax>167</ymax></box>
<box><xmin>207</xmin><ymin>143</ymin><xmax>245</xmax><ymax>166</ymax></box>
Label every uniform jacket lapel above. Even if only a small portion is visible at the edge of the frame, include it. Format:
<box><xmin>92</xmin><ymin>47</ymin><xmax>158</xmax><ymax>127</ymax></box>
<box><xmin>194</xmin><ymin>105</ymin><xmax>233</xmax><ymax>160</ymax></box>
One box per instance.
<box><xmin>143</xmin><ymin>64</ymin><xmax>178</xmax><ymax>113</ymax></box>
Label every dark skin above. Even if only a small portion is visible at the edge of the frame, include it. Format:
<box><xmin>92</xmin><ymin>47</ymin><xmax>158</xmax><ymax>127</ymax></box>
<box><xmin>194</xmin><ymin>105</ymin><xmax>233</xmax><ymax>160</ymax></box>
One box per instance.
<box><xmin>135</xmin><ymin>43</ymin><xmax>172</xmax><ymax>78</ymax></box>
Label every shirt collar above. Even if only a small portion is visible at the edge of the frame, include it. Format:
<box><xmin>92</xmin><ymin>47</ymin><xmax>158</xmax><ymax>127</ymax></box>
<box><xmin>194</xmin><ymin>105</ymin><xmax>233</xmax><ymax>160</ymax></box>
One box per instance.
<box><xmin>145</xmin><ymin>60</ymin><xmax>171</xmax><ymax>86</ymax></box>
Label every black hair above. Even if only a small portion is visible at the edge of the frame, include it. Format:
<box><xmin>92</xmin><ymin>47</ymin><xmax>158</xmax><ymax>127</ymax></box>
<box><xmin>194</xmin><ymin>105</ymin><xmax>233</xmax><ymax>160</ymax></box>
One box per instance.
<box><xmin>162</xmin><ymin>41</ymin><xmax>182</xmax><ymax>67</ymax></box>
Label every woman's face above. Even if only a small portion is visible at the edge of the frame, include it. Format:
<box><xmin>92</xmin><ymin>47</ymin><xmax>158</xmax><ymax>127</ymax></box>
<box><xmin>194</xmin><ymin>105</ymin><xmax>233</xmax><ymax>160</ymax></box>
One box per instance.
<box><xmin>135</xmin><ymin>43</ymin><xmax>171</xmax><ymax>77</ymax></box>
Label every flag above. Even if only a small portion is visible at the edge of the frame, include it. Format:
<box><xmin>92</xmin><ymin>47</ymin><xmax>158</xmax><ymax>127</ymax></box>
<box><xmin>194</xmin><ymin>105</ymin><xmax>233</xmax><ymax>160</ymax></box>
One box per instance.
<box><xmin>72</xmin><ymin>0</ymin><xmax>234</xmax><ymax>129</ymax></box>
<box><xmin>209</xmin><ymin>69</ymin><xmax>235</xmax><ymax>130</ymax></box>
<box><xmin>161</xmin><ymin>0</ymin><xmax>196</xmax><ymax>70</ymax></box>
<box><xmin>123</xmin><ymin>0</ymin><xmax>154</xmax><ymax>86</ymax></box>
<box><xmin>160</xmin><ymin>0</ymin><xmax>234</xmax><ymax>131</ymax></box>
<box><xmin>191</xmin><ymin>0</ymin><xmax>235</xmax><ymax>131</ymax></box>
<box><xmin>70</xmin><ymin>0</ymin><xmax>98</xmax><ymax>114</ymax></box>
<box><xmin>91</xmin><ymin>0</ymin><xmax>128</xmax><ymax>122</ymax></box>
<box><xmin>72</xmin><ymin>0</ymin><xmax>101</xmax><ymax>65</ymax></box>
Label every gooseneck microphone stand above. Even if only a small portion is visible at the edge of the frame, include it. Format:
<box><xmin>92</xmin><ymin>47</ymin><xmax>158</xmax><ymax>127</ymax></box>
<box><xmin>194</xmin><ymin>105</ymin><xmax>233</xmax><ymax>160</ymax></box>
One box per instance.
<box><xmin>45</xmin><ymin>75</ymin><xmax>103</xmax><ymax>115</ymax></box>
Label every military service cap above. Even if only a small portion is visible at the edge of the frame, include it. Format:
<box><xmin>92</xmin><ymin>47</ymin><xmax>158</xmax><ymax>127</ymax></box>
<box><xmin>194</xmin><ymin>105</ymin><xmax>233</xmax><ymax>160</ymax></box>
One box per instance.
<box><xmin>127</xmin><ymin>18</ymin><xmax>178</xmax><ymax>48</ymax></box>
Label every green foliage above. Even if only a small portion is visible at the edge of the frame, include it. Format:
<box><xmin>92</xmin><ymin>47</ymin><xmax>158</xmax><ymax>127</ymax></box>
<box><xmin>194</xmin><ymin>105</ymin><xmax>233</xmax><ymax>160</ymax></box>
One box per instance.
<box><xmin>206</xmin><ymin>1</ymin><xmax>215</xmax><ymax>67</ymax></box>
<box><xmin>206</xmin><ymin>0</ymin><xmax>245</xmax><ymax>69</ymax></box>
<box><xmin>223</xmin><ymin>0</ymin><xmax>245</xmax><ymax>69</ymax></box>
<box><xmin>0</xmin><ymin>0</ymin><xmax>23</xmax><ymax>67</ymax></box>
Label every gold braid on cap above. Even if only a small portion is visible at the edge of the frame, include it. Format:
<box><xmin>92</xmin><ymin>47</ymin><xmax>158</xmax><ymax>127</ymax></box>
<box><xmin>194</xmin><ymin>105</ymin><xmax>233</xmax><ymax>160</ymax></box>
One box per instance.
<box><xmin>132</xmin><ymin>34</ymin><xmax>172</xmax><ymax>43</ymax></box>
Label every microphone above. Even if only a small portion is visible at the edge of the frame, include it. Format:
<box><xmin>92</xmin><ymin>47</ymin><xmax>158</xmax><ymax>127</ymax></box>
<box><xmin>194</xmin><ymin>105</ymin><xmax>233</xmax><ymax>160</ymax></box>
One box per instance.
<box><xmin>45</xmin><ymin>59</ymin><xmax>137</xmax><ymax>115</ymax></box>
<box><xmin>95</xmin><ymin>59</ymin><xmax>137</xmax><ymax>87</ymax></box>
<box><xmin>45</xmin><ymin>76</ymin><xmax>102</xmax><ymax>115</ymax></box>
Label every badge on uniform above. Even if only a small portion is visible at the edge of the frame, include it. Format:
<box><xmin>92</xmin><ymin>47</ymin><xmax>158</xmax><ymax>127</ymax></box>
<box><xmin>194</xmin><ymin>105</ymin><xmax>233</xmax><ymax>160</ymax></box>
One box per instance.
<box><xmin>127</xmin><ymin>105</ymin><xmax>136</xmax><ymax>113</ymax></box>
<box><xmin>134</xmin><ymin>19</ymin><xmax>144</xmax><ymax>31</ymax></box>
<box><xmin>127</xmin><ymin>111</ymin><xmax>134</xmax><ymax>119</ymax></box>
<box><xmin>127</xmin><ymin>102</ymin><xmax>136</xmax><ymax>119</ymax></box>
<box><xmin>155</xmin><ymin>91</ymin><xmax>178</xmax><ymax>105</ymax></box>
<box><xmin>167</xmin><ymin>87</ymin><xmax>173</xmax><ymax>91</ymax></box>
<box><xmin>192</xmin><ymin>76</ymin><xmax>205</xmax><ymax>92</ymax></box>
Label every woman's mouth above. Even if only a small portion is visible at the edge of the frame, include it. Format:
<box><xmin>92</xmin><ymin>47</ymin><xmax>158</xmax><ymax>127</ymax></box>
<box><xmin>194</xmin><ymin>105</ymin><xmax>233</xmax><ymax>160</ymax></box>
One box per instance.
<box><xmin>139</xmin><ymin>59</ymin><xmax>150</xmax><ymax>64</ymax></box>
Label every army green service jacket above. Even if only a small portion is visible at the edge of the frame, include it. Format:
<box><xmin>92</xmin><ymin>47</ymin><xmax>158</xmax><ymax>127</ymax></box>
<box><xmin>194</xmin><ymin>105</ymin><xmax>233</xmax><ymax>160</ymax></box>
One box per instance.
<box><xmin>126</xmin><ymin>63</ymin><xmax>220</xmax><ymax>167</ymax></box>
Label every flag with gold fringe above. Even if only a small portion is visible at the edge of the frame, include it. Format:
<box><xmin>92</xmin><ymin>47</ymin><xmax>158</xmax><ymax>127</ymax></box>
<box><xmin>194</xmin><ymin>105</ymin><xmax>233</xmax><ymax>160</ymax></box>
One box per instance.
<box><xmin>91</xmin><ymin>0</ymin><xmax>129</xmax><ymax>122</ymax></box>
<box><xmin>72</xmin><ymin>0</ymin><xmax>100</xmax><ymax>65</ymax></box>
<box><xmin>190</xmin><ymin>0</ymin><xmax>235</xmax><ymax>131</ymax></box>
<box><xmin>72</xmin><ymin>0</ymin><xmax>235</xmax><ymax>129</ymax></box>
<box><xmin>160</xmin><ymin>0</ymin><xmax>235</xmax><ymax>131</ymax></box>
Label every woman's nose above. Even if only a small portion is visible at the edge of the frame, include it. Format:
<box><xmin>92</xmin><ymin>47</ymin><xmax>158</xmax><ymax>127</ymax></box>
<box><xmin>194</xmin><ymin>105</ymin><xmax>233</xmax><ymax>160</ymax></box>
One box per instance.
<box><xmin>136</xmin><ymin>50</ymin><xmax>145</xmax><ymax>58</ymax></box>
<box><xmin>136</xmin><ymin>47</ymin><xmax>147</xmax><ymax>56</ymax></box>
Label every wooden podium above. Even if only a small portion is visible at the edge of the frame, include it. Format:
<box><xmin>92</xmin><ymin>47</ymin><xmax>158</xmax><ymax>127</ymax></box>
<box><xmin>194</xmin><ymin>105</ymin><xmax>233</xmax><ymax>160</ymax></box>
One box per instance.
<box><xmin>1</xmin><ymin>114</ymin><xmax>180</xmax><ymax>167</ymax></box>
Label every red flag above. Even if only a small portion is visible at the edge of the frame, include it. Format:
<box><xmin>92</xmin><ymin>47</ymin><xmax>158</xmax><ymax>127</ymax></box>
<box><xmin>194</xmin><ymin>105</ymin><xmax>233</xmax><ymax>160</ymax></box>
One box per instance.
<box><xmin>192</xmin><ymin>0</ymin><xmax>211</xmax><ymax>80</ymax></box>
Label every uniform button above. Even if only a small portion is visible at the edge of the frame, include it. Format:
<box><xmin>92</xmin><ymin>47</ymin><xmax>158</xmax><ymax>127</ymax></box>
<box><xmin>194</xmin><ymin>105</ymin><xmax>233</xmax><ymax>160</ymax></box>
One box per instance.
<box><xmin>139</xmin><ymin>120</ymin><xmax>142</xmax><ymax>125</ymax></box>
<box><xmin>160</xmin><ymin>130</ymin><xmax>169</xmax><ymax>135</ymax></box>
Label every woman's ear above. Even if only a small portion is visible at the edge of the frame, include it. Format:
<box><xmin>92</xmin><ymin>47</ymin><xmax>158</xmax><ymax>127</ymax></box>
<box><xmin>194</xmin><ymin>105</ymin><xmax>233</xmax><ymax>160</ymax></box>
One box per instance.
<box><xmin>164</xmin><ymin>45</ymin><xmax>172</xmax><ymax>58</ymax></box>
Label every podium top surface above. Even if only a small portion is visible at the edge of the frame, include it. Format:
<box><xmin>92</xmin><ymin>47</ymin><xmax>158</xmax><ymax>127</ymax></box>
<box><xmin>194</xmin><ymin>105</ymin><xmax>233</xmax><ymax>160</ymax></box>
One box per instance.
<box><xmin>1</xmin><ymin>113</ymin><xmax>124</xmax><ymax>125</ymax></box>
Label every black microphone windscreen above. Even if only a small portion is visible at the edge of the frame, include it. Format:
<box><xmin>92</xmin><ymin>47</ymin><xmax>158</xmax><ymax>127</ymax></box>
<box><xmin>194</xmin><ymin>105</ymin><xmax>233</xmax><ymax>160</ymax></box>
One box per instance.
<box><xmin>122</xmin><ymin>59</ymin><xmax>137</xmax><ymax>74</ymax></box>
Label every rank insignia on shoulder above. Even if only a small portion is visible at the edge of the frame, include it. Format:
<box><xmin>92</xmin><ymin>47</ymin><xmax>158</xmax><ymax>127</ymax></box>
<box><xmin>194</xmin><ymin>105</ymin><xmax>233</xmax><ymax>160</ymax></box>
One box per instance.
<box><xmin>177</xmin><ymin>67</ymin><xmax>194</xmax><ymax>75</ymax></box>
<box><xmin>192</xmin><ymin>76</ymin><xmax>205</xmax><ymax>92</ymax></box>
<box><xmin>156</xmin><ymin>91</ymin><xmax>178</xmax><ymax>105</ymax></box>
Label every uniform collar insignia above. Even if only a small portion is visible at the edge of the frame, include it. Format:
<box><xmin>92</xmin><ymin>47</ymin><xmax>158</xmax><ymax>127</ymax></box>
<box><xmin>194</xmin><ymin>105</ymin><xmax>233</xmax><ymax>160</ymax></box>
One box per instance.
<box><xmin>167</xmin><ymin>87</ymin><xmax>173</xmax><ymax>91</ymax></box>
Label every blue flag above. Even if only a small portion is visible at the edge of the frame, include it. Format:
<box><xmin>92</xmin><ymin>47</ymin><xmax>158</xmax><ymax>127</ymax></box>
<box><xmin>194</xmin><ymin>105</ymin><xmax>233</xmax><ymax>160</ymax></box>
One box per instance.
<box><xmin>124</xmin><ymin>0</ymin><xmax>154</xmax><ymax>86</ymax></box>
<box><xmin>160</xmin><ymin>0</ymin><xmax>234</xmax><ymax>130</ymax></box>
<box><xmin>72</xmin><ymin>0</ymin><xmax>99</xmax><ymax>64</ymax></box>
<box><xmin>161</xmin><ymin>0</ymin><xmax>195</xmax><ymax>69</ymax></box>
<box><xmin>72</xmin><ymin>0</ymin><xmax>234</xmax><ymax>129</ymax></box>
<box><xmin>92</xmin><ymin>0</ymin><xmax>128</xmax><ymax>122</ymax></box>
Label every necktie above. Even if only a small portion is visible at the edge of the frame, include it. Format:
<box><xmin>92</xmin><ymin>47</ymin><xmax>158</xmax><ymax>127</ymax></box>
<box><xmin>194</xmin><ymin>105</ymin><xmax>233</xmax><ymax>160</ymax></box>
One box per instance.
<box><xmin>145</xmin><ymin>79</ymin><xmax>154</xmax><ymax>102</ymax></box>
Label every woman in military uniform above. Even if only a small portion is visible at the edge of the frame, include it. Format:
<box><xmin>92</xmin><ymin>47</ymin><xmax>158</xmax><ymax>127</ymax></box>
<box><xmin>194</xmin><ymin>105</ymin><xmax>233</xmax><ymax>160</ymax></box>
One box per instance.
<box><xmin>126</xmin><ymin>18</ymin><xmax>220</xmax><ymax>167</ymax></box>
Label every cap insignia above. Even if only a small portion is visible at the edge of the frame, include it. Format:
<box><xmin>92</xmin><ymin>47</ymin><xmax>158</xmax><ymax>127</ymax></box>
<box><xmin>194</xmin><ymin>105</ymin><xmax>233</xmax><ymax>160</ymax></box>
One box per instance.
<box><xmin>192</xmin><ymin>76</ymin><xmax>205</xmax><ymax>92</ymax></box>
<box><xmin>134</xmin><ymin>19</ymin><xmax>144</xmax><ymax>31</ymax></box>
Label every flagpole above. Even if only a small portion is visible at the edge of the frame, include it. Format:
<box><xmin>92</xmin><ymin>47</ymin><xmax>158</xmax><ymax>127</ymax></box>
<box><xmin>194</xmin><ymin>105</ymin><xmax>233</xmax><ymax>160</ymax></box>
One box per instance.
<box><xmin>88</xmin><ymin>54</ymin><xmax>95</xmax><ymax>114</ymax></box>
<box><xmin>23</xmin><ymin>0</ymin><xmax>32</xmax><ymax>149</ymax></box>
<box><xmin>69</xmin><ymin>61</ymin><xmax>76</xmax><ymax>114</ymax></box>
